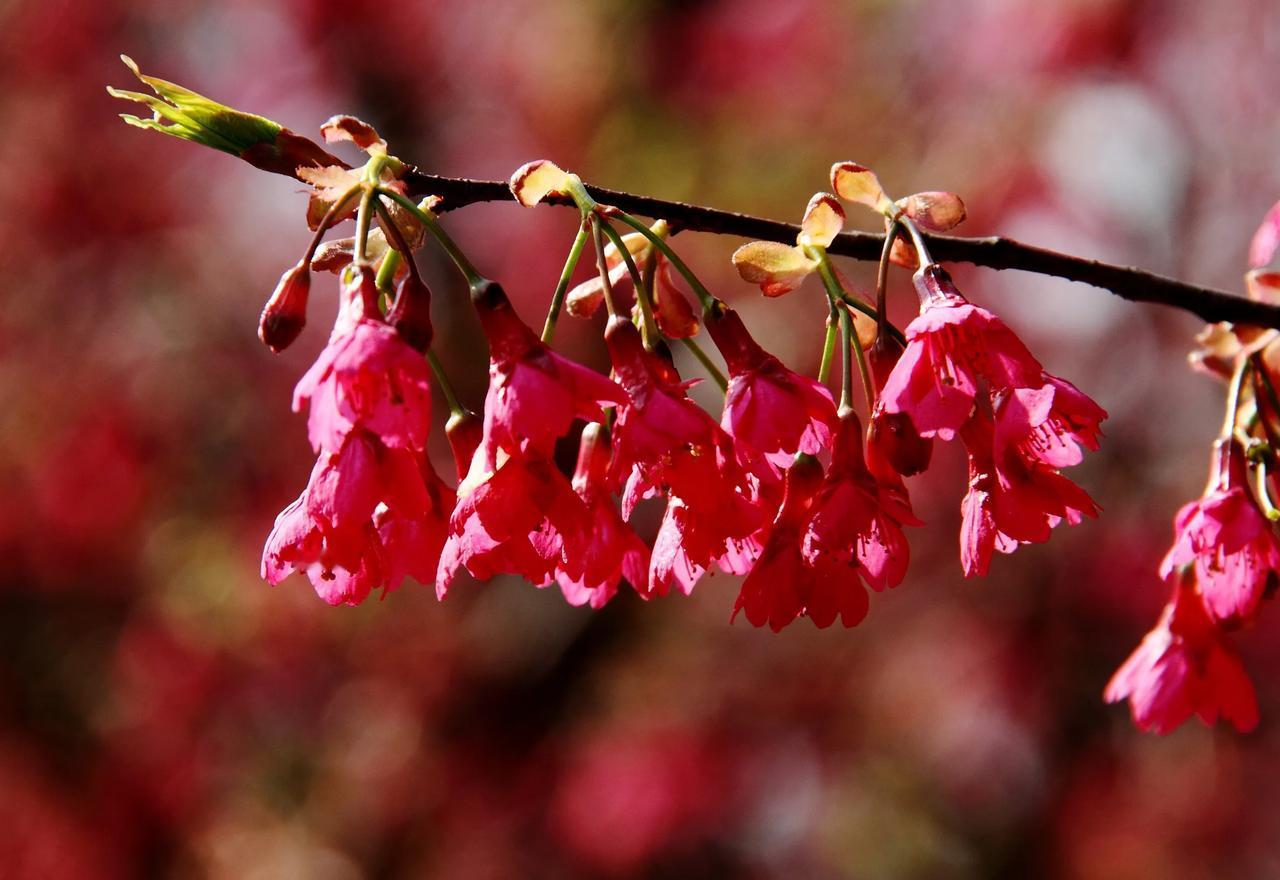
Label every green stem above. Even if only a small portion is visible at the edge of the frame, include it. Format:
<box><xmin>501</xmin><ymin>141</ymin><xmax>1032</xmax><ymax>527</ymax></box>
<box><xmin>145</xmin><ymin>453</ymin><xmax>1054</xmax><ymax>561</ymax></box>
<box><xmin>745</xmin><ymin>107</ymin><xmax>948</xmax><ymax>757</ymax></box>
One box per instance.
<box><xmin>612</xmin><ymin>210</ymin><xmax>716</xmax><ymax>311</ymax></box>
<box><xmin>1254</xmin><ymin>460</ymin><xmax>1280</xmax><ymax>522</ymax></box>
<box><xmin>376</xmin><ymin>188</ymin><xmax>484</xmax><ymax>287</ymax></box>
<box><xmin>681</xmin><ymin>337</ymin><xmax>728</xmax><ymax>392</ymax></box>
<box><xmin>426</xmin><ymin>349</ymin><xmax>465</xmax><ymax>418</ymax></box>
<box><xmin>354</xmin><ymin>187</ymin><xmax>377</xmax><ymax>267</ymax></box>
<box><xmin>599</xmin><ymin>220</ymin><xmax>657</xmax><ymax>348</ymax></box>
<box><xmin>376</xmin><ymin>248</ymin><xmax>402</xmax><ymax>291</ymax></box>
<box><xmin>591</xmin><ymin>217</ymin><xmax>619</xmax><ymax>319</ymax></box>
<box><xmin>811</xmin><ymin>246</ymin><xmax>874</xmax><ymax>413</ymax></box>
<box><xmin>817</xmin><ymin>300</ymin><xmax>838</xmax><ymax>387</ymax></box>
<box><xmin>541</xmin><ymin>219</ymin><xmax>591</xmax><ymax>344</ymax></box>
<box><xmin>842</xmin><ymin>292</ymin><xmax>907</xmax><ymax>347</ymax></box>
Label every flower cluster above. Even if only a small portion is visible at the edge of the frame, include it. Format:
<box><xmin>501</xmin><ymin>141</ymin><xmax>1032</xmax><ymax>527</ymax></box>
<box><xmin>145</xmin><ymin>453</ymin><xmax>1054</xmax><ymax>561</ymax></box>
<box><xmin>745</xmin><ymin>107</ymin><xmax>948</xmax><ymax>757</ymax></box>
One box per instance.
<box><xmin>1104</xmin><ymin>221</ymin><xmax>1280</xmax><ymax>734</ymax></box>
<box><xmin>250</xmin><ymin>154</ymin><xmax>1109</xmax><ymax>639</ymax></box>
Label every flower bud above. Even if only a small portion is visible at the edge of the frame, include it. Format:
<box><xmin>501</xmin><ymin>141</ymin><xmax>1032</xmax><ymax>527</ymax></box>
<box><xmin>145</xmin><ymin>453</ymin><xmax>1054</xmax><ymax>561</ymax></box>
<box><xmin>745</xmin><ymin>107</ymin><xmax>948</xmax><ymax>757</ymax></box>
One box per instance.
<box><xmin>896</xmin><ymin>191</ymin><xmax>966</xmax><ymax>232</ymax></box>
<box><xmin>258</xmin><ymin>264</ymin><xmax>310</xmax><ymax>352</ymax></box>
<box><xmin>387</xmin><ymin>273</ymin><xmax>434</xmax><ymax>352</ymax></box>
<box><xmin>867</xmin><ymin>409</ymin><xmax>933</xmax><ymax>478</ymax></box>
<box><xmin>446</xmin><ymin>410</ymin><xmax>483</xmax><ymax>482</ymax></box>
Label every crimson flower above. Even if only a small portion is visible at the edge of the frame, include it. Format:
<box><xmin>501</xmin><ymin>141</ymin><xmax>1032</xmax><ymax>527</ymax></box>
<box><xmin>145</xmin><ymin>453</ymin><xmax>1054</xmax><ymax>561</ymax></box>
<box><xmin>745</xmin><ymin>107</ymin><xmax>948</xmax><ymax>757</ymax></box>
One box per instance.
<box><xmin>648</xmin><ymin>497</ymin><xmax>764</xmax><ymax>597</ymax></box>
<box><xmin>803</xmin><ymin>412</ymin><xmax>920</xmax><ymax>593</ymax></box>
<box><xmin>262</xmin><ymin>433</ymin><xmax>450</xmax><ymax>605</ymax></box>
<box><xmin>959</xmin><ymin>411</ymin><xmax>1097</xmax><ymax>576</ymax></box>
<box><xmin>554</xmin><ymin>423</ymin><xmax>649</xmax><ymax>609</ymax></box>
<box><xmin>1159</xmin><ymin>440</ymin><xmax>1280</xmax><ymax>624</ymax></box>
<box><xmin>880</xmin><ymin>265</ymin><xmax>1043</xmax><ymax>441</ymax></box>
<box><xmin>732</xmin><ymin>456</ymin><xmax>867</xmax><ymax>631</ymax></box>
<box><xmin>473</xmin><ymin>281</ymin><xmax>624</xmax><ymax>458</ymax></box>
<box><xmin>993</xmin><ymin>375</ymin><xmax>1106</xmax><ymax>469</ymax></box>
<box><xmin>1104</xmin><ymin>572</ymin><xmax>1259</xmax><ymax>734</ymax></box>
<box><xmin>436</xmin><ymin>444</ymin><xmax>592</xmax><ymax>597</ymax></box>
<box><xmin>705</xmin><ymin>304</ymin><xmax>837</xmax><ymax>468</ymax></box>
<box><xmin>293</xmin><ymin>269</ymin><xmax>434</xmax><ymax>455</ymax></box>
<box><xmin>604</xmin><ymin>318</ymin><xmax>762</xmax><ymax>593</ymax></box>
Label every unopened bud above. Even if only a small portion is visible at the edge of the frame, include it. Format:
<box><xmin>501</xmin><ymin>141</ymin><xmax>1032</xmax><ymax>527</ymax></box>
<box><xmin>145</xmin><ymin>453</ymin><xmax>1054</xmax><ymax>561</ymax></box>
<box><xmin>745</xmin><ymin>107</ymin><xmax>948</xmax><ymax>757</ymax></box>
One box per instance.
<box><xmin>896</xmin><ymin>191</ymin><xmax>966</xmax><ymax>232</ymax></box>
<box><xmin>258</xmin><ymin>264</ymin><xmax>310</xmax><ymax>352</ymax></box>
<box><xmin>387</xmin><ymin>273</ymin><xmax>434</xmax><ymax>352</ymax></box>
<box><xmin>868</xmin><ymin>409</ymin><xmax>933</xmax><ymax>478</ymax></box>
<box><xmin>446</xmin><ymin>410</ymin><xmax>483</xmax><ymax>482</ymax></box>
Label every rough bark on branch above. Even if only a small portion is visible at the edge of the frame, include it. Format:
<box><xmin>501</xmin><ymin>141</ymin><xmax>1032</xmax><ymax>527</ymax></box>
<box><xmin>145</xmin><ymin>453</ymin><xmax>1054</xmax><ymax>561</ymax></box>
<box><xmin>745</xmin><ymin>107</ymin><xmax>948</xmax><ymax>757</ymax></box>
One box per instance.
<box><xmin>402</xmin><ymin>168</ymin><xmax>1279</xmax><ymax>329</ymax></box>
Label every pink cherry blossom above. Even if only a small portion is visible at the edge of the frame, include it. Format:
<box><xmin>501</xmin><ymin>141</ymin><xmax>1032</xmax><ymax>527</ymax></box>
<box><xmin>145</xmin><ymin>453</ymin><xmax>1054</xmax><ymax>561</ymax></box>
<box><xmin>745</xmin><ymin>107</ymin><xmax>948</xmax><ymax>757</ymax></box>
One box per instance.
<box><xmin>705</xmin><ymin>304</ymin><xmax>837</xmax><ymax>468</ymax></box>
<box><xmin>959</xmin><ymin>411</ymin><xmax>1098</xmax><ymax>576</ymax></box>
<box><xmin>1159</xmin><ymin>440</ymin><xmax>1280</xmax><ymax>624</ymax></box>
<box><xmin>292</xmin><ymin>269</ymin><xmax>434</xmax><ymax>454</ymax></box>
<box><xmin>880</xmin><ymin>265</ymin><xmax>1043</xmax><ymax>441</ymax></box>
<box><xmin>473</xmin><ymin>282</ymin><xmax>624</xmax><ymax>458</ymax></box>
<box><xmin>1105</xmin><ymin>573</ymin><xmax>1259</xmax><ymax>734</ymax></box>
<box><xmin>553</xmin><ymin>423</ymin><xmax>649</xmax><ymax>609</ymax></box>
<box><xmin>803</xmin><ymin>412</ymin><xmax>920</xmax><ymax>593</ymax></box>
<box><xmin>993</xmin><ymin>374</ymin><xmax>1106</xmax><ymax>469</ymax></box>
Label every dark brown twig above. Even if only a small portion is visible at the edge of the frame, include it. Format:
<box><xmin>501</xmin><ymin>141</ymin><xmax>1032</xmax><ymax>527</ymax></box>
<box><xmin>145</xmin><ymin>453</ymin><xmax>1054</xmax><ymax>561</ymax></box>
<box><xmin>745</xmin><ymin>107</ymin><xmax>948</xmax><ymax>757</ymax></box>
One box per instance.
<box><xmin>401</xmin><ymin>168</ymin><xmax>1279</xmax><ymax>329</ymax></box>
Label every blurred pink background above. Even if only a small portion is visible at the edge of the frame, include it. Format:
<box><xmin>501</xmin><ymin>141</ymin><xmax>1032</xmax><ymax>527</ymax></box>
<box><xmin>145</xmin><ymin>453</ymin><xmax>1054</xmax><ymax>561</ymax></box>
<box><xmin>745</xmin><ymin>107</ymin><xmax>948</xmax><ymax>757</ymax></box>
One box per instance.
<box><xmin>4</xmin><ymin>0</ymin><xmax>1280</xmax><ymax>876</ymax></box>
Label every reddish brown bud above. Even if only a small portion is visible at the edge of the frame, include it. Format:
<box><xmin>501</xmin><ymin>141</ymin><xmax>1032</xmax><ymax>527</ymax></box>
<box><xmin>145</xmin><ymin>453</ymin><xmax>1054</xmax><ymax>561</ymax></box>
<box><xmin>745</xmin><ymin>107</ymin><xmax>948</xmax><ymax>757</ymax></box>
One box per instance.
<box><xmin>652</xmin><ymin>260</ymin><xmax>700</xmax><ymax>338</ymax></box>
<box><xmin>867</xmin><ymin>334</ymin><xmax>904</xmax><ymax>392</ymax></box>
<box><xmin>258</xmin><ymin>264</ymin><xmax>310</xmax><ymax>352</ymax></box>
<box><xmin>387</xmin><ymin>273</ymin><xmax>434</xmax><ymax>352</ymax></box>
<box><xmin>896</xmin><ymin>191</ymin><xmax>966</xmax><ymax>232</ymax></box>
<box><xmin>446</xmin><ymin>410</ymin><xmax>483</xmax><ymax>482</ymax></box>
<box><xmin>867</xmin><ymin>409</ymin><xmax>933</xmax><ymax>479</ymax></box>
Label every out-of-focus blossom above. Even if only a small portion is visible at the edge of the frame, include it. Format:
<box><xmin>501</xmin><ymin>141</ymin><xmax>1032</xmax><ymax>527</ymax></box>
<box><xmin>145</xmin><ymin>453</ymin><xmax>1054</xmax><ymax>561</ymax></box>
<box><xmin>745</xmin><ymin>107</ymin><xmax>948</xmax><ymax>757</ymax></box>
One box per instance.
<box><xmin>1250</xmin><ymin>199</ymin><xmax>1280</xmax><ymax>268</ymax></box>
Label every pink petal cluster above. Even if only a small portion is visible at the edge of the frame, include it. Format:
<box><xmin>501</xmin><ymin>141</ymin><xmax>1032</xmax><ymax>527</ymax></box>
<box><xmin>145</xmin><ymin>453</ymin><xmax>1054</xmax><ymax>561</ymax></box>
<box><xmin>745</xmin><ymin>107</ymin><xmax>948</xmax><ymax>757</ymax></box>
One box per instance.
<box><xmin>262</xmin><ymin>269</ymin><xmax>451</xmax><ymax>605</ymax></box>
<box><xmin>437</xmin><ymin>283</ymin><xmax>622</xmax><ymax>594</ymax></box>
<box><xmin>880</xmin><ymin>265</ymin><xmax>1043</xmax><ymax>441</ymax></box>
<box><xmin>959</xmin><ymin>409</ymin><xmax>1098</xmax><ymax>577</ymax></box>
<box><xmin>1160</xmin><ymin>442</ymin><xmax>1280</xmax><ymax>625</ymax></box>
<box><xmin>873</xmin><ymin>264</ymin><xmax>1105</xmax><ymax>575</ymax></box>
<box><xmin>293</xmin><ymin>272</ymin><xmax>434</xmax><ymax>454</ymax></box>
<box><xmin>706</xmin><ymin>304</ymin><xmax>837</xmax><ymax>468</ymax></box>
<box><xmin>1105</xmin><ymin>573</ymin><xmax>1259</xmax><ymax>734</ymax></box>
<box><xmin>733</xmin><ymin>413</ymin><xmax>920</xmax><ymax>631</ymax></box>
<box><xmin>554</xmin><ymin>423</ymin><xmax>649</xmax><ymax>609</ymax></box>
<box><xmin>605</xmin><ymin>318</ymin><xmax>762</xmax><ymax>595</ymax></box>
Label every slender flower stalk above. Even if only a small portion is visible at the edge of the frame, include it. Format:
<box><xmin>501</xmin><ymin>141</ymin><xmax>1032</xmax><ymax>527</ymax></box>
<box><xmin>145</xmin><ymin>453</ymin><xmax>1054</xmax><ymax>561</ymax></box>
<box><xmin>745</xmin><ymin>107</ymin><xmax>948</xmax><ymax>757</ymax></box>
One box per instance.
<box><xmin>811</xmin><ymin>247</ymin><xmax>874</xmax><ymax>412</ymax></box>
<box><xmin>613</xmin><ymin>210</ymin><xmax>717</xmax><ymax>312</ymax></box>
<box><xmin>542</xmin><ymin>220</ymin><xmax>591</xmax><ymax>343</ymax></box>
<box><xmin>592</xmin><ymin>217</ymin><xmax>620</xmax><ymax>319</ymax></box>
<box><xmin>376</xmin><ymin>187</ymin><xmax>485</xmax><ymax>287</ymax></box>
<box><xmin>599</xmin><ymin>220</ymin><xmax>658</xmax><ymax>347</ymax></box>
<box><xmin>817</xmin><ymin>302</ymin><xmax>839</xmax><ymax>388</ymax></box>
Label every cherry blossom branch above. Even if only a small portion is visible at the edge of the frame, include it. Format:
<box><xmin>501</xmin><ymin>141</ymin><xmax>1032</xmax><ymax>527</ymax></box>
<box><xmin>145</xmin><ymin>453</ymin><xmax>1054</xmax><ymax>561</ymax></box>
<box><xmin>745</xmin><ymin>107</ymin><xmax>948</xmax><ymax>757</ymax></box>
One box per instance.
<box><xmin>402</xmin><ymin>168</ymin><xmax>1278</xmax><ymax>329</ymax></box>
